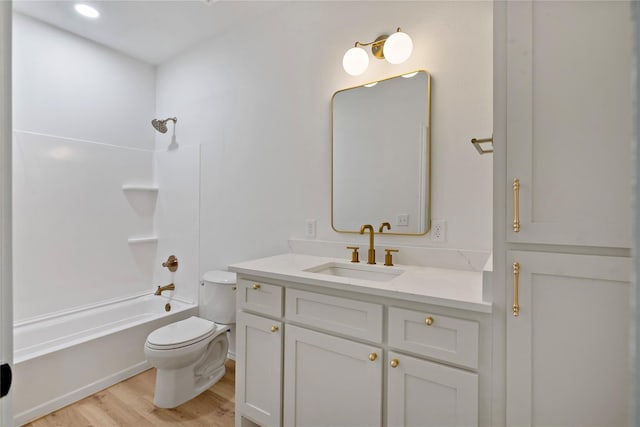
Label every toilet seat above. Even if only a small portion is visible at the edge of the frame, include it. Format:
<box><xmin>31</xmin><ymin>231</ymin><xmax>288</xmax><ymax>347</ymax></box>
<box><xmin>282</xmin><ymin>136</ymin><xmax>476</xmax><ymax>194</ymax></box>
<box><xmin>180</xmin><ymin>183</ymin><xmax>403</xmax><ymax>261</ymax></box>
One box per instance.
<box><xmin>146</xmin><ymin>316</ymin><xmax>223</xmax><ymax>350</ymax></box>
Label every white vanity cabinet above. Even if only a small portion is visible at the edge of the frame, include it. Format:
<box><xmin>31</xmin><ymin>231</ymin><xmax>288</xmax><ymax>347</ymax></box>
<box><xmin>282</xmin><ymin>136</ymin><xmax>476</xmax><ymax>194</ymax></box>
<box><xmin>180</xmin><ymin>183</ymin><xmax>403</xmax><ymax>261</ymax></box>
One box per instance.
<box><xmin>503</xmin><ymin>0</ymin><xmax>631</xmax><ymax>249</ymax></box>
<box><xmin>283</xmin><ymin>325</ymin><xmax>383</xmax><ymax>427</ymax></box>
<box><xmin>234</xmin><ymin>273</ymin><xmax>489</xmax><ymax>427</ymax></box>
<box><xmin>282</xmin><ymin>288</ymin><xmax>384</xmax><ymax>426</ymax></box>
<box><xmin>505</xmin><ymin>251</ymin><xmax>630</xmax><ymax>427</ymax></box>
<box><xmin>236</xmin><ymin>280</ymin><xmax>284</xmax><ymax>427</ymax></box>
<box><xmin>494</xmin><ymin>1</ymin><xmax>632</xmax><ymax>425</ymax></box>
<box><xmin>386</xmin><ymin>307</ymin><xmax>479</xmax><ymax>427</ymax></box>
<box><xmin>386</xmin><ymin>351</ymin><xmax>478</xmax><ymax>427</ymax></box>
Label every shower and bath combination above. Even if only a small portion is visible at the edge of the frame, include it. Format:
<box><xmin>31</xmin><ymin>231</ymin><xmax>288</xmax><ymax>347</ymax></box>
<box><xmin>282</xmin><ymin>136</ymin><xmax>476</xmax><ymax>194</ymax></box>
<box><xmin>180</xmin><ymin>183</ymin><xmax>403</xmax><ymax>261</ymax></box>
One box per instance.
<box><xmin>151</xmin><ymin>117</ymin><xmax>177</xmax><ymax>133</ymax></box>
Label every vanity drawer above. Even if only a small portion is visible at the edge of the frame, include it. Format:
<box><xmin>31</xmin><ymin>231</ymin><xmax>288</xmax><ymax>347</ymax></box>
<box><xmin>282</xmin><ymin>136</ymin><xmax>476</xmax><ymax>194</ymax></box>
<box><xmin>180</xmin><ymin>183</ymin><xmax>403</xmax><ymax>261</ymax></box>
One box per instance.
<box><xmin>237</xmin><ymin>279</ymin><xmax>283</xmax><ymax>318</ymax></box>
<box><xmin>388</xmin><ymin>307</ymin><xmax>479</xmax><ymax>369</ymax></box>
<box><xmin>285</xmin><ymin>289</ymin><xmax>383</xmax><ymax>342</ymax></box>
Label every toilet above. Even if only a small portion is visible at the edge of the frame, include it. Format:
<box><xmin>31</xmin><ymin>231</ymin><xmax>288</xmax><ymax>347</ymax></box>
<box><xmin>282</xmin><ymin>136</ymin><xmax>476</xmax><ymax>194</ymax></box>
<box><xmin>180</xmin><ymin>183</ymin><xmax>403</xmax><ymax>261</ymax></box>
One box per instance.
<box><xmin>144</xmin><ymin>270</ymin><xmax>236</xmax><ymax>408</ymax></box>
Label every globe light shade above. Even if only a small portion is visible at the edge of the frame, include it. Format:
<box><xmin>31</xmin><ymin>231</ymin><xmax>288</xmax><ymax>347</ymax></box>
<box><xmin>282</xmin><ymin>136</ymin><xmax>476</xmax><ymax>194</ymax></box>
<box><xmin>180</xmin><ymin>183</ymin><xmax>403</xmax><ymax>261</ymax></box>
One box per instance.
<box><xmin>383</xmin><ymin>31</ymin><xmax>413</xmax><ymax>64</ymax></box>
<box><xmin>343</xmin><ymin>47</ymin><xmax>369</xmax><ymax>76</ymax></box>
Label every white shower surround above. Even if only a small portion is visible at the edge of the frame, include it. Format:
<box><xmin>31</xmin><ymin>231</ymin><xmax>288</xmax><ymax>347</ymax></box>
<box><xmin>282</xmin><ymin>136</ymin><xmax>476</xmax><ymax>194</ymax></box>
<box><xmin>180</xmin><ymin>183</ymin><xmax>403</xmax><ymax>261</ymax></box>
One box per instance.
<box><xmin>11</xmin><ymin>13</ymin><xmax>203</xmax><ymax>424</ymax></box>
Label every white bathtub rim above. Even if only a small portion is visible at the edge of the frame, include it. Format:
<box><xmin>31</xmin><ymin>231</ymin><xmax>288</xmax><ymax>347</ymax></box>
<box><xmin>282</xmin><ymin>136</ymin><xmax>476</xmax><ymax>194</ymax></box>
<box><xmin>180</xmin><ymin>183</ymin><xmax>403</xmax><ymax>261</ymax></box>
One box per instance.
<box><xmin>14</xmin><ymin>292</ymin><xmax>196</xmax><ymax>364</ymax></box>
<box><xmin>14</xmin><ymin>290</ymin><xmax>193</xmax><ymax>327</ymax></box>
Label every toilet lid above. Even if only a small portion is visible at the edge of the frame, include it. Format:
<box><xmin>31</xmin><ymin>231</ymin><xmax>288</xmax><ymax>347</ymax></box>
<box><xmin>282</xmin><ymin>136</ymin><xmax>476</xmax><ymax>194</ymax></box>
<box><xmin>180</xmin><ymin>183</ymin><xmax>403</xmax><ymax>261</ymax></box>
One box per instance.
<box><xmin>146</xmin><ymin>316</ymin><xmax>218</xmax><ymax>349</ymax></box>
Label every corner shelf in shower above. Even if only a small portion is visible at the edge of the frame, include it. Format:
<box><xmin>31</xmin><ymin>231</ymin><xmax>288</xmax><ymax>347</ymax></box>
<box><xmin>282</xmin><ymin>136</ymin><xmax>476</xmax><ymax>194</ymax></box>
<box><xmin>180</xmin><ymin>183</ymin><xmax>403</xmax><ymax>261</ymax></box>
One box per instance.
<box><xmin>121</xmin><ymin>184</ymin><xmax>159</xmax><ymax>192</ymax></box>
<box><xmin>127</xmin><ymin>236</ymin><xmax>158</xmax><ymax>244</ymax></box>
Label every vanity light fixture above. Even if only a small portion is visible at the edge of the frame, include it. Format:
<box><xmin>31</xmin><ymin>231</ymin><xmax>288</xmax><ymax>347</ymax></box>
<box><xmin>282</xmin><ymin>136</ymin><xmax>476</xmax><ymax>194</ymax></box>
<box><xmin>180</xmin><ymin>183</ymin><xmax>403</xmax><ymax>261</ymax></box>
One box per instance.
<box><xmin>342</xmin><ymin>28</ymin><xmax>413</xmax><ymax>76</ymax></box>
<box><xmin>74</xmin><ymin>3</ymin><xmax>100</xmax><ymax>19</ymax></box>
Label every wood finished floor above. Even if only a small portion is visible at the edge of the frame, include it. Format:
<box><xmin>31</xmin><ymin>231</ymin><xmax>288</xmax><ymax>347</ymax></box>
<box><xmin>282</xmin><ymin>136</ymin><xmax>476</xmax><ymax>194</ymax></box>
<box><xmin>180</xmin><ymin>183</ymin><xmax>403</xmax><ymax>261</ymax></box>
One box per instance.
<box><xmin>23</xmin><ymin>359</ymin><xmax>235</xmax><ymax>427</ymax></box>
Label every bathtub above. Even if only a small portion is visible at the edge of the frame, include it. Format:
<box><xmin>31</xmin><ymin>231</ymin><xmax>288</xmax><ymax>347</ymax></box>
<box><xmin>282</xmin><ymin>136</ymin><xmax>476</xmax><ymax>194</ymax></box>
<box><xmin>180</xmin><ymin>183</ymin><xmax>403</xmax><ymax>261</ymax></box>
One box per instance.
<box><xmin>12</xmin><ymin>293</ymin><xmax>198</xmax><ymax>426</ymax></box>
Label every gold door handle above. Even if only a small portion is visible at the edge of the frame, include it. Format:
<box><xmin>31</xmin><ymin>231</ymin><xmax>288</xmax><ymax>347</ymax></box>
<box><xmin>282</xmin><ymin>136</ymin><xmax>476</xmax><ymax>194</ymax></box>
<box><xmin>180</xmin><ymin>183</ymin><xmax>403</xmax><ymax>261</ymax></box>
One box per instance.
<box><xmin>270</xmin><ymin>325</ymin><xmax>279</xmax><ymax>333</ymax></box>
<box><xmin>368</xmin><ymin>352</ymin><xmax>377</xmax><ymax>362</ymax></box>
<box><xmin>513</xmin><ymin>179</ymin><xmax>520</xmax><ymax>232</ymax></box>
<box><xmin>252</xmin><ymin>283</ymin><xmax>261</xmax><ymax>290</ymax></box>
<box><xmin>425</xmin><ymin>316</ymin><xmax>434</xmax><ymax>326</ymax></box>
<box><xmin>513</xmin><ymin>262</ymin><xmax>520</xmax><ymax>317</ymax></box>
<box><xmin>390</xmin><ymin>358</ymin><xmax>399</xmax><ymax>368</ymax></box>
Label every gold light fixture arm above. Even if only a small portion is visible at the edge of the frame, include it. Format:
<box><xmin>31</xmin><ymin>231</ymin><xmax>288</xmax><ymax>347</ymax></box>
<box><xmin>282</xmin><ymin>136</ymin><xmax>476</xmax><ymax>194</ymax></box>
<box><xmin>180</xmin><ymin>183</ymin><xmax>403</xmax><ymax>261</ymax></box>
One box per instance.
<box><xmin>353</xmin><ymin>28</ymin><xmax>403</xmax><ymax>59</ymax></box>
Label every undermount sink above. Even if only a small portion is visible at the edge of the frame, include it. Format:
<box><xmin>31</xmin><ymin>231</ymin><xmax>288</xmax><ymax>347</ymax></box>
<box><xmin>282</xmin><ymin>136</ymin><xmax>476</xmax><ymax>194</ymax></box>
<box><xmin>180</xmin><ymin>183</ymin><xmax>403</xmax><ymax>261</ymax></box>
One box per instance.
<box><xmin>304</xmin><ymin>262</ymin><xmax>404</xmax><ymax>282</ymax></box>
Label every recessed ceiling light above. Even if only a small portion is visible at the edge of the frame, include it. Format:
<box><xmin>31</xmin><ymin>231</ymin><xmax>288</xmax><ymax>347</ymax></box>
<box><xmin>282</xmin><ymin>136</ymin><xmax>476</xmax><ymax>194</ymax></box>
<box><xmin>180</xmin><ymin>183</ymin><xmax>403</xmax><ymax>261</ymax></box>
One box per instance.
<box><xmin>74</xmin><ymin>4</ymin><xmax>100</xmax><ymax>19</ymax></box>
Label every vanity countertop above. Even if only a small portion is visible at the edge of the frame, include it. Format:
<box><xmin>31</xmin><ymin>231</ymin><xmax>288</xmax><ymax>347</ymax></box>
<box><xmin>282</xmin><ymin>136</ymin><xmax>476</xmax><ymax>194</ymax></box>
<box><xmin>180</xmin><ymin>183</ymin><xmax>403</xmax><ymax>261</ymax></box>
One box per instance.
<box><xmin>229</xmin><ymin>253</ymin><xmax>492</xmax><ymax>313</ymax></box>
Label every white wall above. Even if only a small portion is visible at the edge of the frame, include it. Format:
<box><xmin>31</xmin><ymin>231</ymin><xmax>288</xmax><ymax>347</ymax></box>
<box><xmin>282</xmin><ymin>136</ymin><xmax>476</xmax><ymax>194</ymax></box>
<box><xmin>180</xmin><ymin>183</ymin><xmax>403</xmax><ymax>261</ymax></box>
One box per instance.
<box><xmin>155</xmin><ymin>1</ymin><xmax>493</xmax><ymax>273</ymax></box>
<box><xmin>13</xmin><ymin>14</ymin><xmax>156</xmax><ymax>150</ymax></box>
<box><xmin>12</xmin><ymin>14</ymin><xmax>157</xmax><ymax>321</ymax></box>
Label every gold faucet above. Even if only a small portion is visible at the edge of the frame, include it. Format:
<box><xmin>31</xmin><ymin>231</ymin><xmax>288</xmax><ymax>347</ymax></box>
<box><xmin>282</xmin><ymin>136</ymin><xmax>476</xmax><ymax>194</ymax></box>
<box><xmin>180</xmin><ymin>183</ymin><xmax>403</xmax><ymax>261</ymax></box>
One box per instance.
<box><xmin>154</xmin><ymin>283</ymin><xmax>175</xmax><ymax>296</ymax></box>
<box><xmin>379</xmin><ymin>222</ymin><xmax>391</xmax><ymax>233</ymax></box>
<box><xmin>360</xmin><ymin>224</ymin><xmax>376</xmax><ymax>264</ymax></box>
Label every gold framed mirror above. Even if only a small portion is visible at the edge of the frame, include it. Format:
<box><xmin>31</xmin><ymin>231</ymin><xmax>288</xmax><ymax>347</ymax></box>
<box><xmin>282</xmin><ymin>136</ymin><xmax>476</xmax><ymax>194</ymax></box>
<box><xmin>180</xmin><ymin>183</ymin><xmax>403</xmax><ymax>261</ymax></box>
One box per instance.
<box><xmin>331</xmin><ymin>70</ymin><xmax>431</xmax><ymax>235</ymax></box>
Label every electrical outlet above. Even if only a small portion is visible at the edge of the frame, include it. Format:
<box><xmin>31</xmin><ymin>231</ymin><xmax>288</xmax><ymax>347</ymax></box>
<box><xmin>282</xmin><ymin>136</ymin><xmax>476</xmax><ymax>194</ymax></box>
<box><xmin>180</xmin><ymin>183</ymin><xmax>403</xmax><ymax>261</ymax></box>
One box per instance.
<box><xmin>305</xmin><ymin>219</ymin><xmax>317</xmax><ymax>239</ymax></box>
<box><xmin>397</xmin><ymin>214</ymin><xmax>409</xmax><ymax>227</ymax></box>
<box><xmin>430</xmin><ymin>220</ymin><xmax>446</xmax><ymax>242</ymax></box>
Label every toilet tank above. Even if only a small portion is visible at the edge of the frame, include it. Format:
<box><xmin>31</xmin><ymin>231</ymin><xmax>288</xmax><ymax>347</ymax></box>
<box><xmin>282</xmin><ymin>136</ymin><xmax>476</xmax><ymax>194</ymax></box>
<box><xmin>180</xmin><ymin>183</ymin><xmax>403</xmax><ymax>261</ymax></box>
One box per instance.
<box><xmin>199</xmin><ymin>270</ymin><xmax>237</xmax><ymax>324</ymax></box>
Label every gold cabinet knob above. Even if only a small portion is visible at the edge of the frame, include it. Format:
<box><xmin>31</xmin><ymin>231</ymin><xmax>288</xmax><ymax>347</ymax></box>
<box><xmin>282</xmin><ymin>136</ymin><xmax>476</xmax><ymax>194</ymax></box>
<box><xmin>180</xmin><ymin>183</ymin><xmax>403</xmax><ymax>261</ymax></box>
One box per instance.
<box><xmin>425</xmin><ymin>316</ymin><xmax>434</xmax><ymax>326</ymax></box>
<box><xmin>252</xmin><ymin>283</ymin><xmax>261</xmax><ymax>290</ymax></box>
<box><xmin>390</xmin><ymin>358</ymin><xmax>399</xmax><ymax>368</ymax></box>
<box><xmin>368</xmin><ymin>352</ymin><xmax>377</xmax><ymax>362</ymax></box>
<box><xmin>270</xmin><ymin>325</ymin><xmax>279</xmax><ymax>333</ymax></box>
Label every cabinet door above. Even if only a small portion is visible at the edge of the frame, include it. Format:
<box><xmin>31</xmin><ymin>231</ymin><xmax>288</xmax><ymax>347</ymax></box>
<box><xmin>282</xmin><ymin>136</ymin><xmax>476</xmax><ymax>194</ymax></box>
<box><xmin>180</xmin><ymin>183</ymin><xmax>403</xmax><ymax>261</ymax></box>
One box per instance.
<box><xmin>236</xmin><ymin>311</ymin><xmax>283</xmax><ymax>427</ymax></box>
<box><xmin>506</xmin><ymin>251</ymin><xmax>630</xmax><ymax>427</ymax></box>
<box><xmin>505</xmin><ymin>0</ymin><xmax>631</xmax><ymax>247</ymax></box>
<box><xmin>283</xmin><ymin>325</ymin><xmax>382</xmax><ymax>427</ymax></box>
<box><xmin>387</xmin><ymin>351</ymin><xmax>478</xmax><ymax>427</ymax></box>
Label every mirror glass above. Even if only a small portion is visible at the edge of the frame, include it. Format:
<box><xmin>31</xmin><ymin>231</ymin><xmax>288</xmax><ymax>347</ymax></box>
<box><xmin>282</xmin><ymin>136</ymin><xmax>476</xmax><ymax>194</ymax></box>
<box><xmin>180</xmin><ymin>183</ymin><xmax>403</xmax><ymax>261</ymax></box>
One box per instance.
<box><xmin>332</xmin><ymin>70</ymin><xmax>431</xmax><ymax>235</ymax></box>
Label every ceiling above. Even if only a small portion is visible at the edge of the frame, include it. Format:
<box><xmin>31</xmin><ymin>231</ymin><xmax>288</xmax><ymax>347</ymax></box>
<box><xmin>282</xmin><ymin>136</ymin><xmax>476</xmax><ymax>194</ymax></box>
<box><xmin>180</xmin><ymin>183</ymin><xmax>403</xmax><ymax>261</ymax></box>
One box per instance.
<box><xmin>12</xmin><ymin>0</ymin><xmax>286</xmax><ymax>65</ymax></box>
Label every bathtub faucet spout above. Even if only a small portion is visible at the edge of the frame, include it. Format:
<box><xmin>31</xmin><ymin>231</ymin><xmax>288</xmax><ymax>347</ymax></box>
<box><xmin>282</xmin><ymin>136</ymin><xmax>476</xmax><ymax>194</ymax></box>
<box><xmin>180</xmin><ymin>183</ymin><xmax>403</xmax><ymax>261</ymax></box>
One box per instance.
<box><xmin>154</xmin><ymin>283</ymin><xmax>175</xmax><ymax>296</ymax></box>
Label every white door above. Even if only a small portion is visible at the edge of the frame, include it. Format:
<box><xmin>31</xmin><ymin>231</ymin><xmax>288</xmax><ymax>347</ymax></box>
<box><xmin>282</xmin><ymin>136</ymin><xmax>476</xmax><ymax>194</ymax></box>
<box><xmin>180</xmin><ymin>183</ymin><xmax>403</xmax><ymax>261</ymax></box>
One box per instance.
<box><xmin>386</xmin><ymin>351</ymin><xmax>478</xmax><ymax>427</ymax></box>
<box><xmin>505</xmin><ymin>0</ymin><xmax>631</xmax><ymax>248</ymax></box>
<box><xmin>506</xmin><ymin>251</ymin><xmax>630</xmax><ymax>427</ymax></box>
<box><xmin>283</xmin><ymin>325</ymin><xmax>382</xmax><ymax>427</ymax></box>
<box><xmin>235</xmin><ymin>311</ymin><xmax>283</xmax><ymax>427</ymax></box>
<box><xmin>0</xmin><ymin>2</ymin><xmax>12</xmax><ymax>426</ymax></box>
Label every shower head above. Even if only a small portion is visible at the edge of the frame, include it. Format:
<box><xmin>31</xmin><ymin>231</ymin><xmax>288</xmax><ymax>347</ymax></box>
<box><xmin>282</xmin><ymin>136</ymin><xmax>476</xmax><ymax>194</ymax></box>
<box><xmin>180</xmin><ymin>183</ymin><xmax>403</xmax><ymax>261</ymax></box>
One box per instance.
<box><xmin>151</xmin><ymin>117</ymin><xmax>177</xmax><ymax>134</ymax></box>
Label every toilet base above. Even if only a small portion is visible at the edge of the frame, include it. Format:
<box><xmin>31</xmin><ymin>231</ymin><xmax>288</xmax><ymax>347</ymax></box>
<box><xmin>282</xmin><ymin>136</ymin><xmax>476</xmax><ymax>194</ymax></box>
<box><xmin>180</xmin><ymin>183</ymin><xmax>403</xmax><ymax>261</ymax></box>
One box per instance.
<box><xmin>153</xmin><ymin>363</ymin><xmax>226</xmax><ymax>408</ymax></box>
<box><xmin>147</xmin><ymin>329</ymin><xmax>229</xmax><ymax>408</ymax></box>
